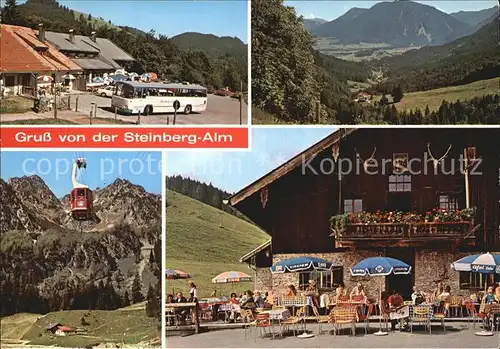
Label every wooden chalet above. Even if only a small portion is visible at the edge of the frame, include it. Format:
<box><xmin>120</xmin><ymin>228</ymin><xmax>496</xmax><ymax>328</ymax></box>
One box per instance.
<box><xmin>231</xmin><ymin>128</ymin><xmax>500</xmax><ymax>299</ymax></box>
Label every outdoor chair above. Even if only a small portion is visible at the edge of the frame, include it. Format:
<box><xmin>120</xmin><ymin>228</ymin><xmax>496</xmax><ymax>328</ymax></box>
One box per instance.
<box><xmin>486</xmin><ymin>304</ymin><xmax>500</xmax><ymax>332</ymax></box>
<box><xmin>465</xmin><ymin>301</ymin><xmax>484</xmax><ymax>329</ymax></box>
<box><xmin>410</xmin><ymin>306</ymin><xmax>432</xmax><ymax>334</ymax></box>
<box><xmin>281</xmin><ymin>306</ymin><xmax>306</xmax><ymax>337</ymax></box>
<box><xmin>448</xmin><ymin>296</ymin><xmax>464</xmax><ymax>317</ymax></box>
<box><xmin>198</xmin><ymin>303</ymin><xmax>212</xmax><ymax>321</ymax></box>
<box><xmin>358</xmin><ymin>303</ymin><xmax>375</xmax><ymax>334</ymax></box>
<box><xmin>351</xmin><ymin>295</ymin><xmax>365</xmax><ymax>303</ymax></box>
<box><xmin>433</xmin><ymin>302</ymin><xmax>449</xmax><ymax>331</ymax></box>
<box><xmin>254</xmin><ymin>313</ymin><xmax>273</xmax><ymax>340</ymax></box>
<box><xmin>333</xmin><ymin>306</ymin><xmax>357</xmax><ymax>337</ymax></box>
<box><xmin>165</xmin><ymin>307</ymin><xmax>177</xmax><ymax>327</ymax></box>
<box><xmin>337</xmin><ymin>295</ymin><xmax>350</xmax><ymax>305</ymax></box>
<box><xmin>311</xmin><ymin>305</ymin><xmax>332</xmax><ymax>335</ymax></box>
<box><xmin>241</xmin><ymin>309</ymin><xmax>256</xmax><ymax>340</ymax></box>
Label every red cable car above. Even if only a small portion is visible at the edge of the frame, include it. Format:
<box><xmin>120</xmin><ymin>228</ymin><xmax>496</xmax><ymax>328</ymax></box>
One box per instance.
<box><xmin>70</xmin><ymin>187</ymin><xmax>93</xmax><ymax>221</ymax></box>
<box><xmin>69</xmin><ymin>158</ymin><xmax>93</xmax><ymax>221</ymax></box>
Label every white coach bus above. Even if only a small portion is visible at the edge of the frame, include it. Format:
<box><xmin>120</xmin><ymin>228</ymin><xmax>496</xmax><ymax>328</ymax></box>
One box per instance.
<box><xmin>111</xmin><ymin>81</ymin><xmax>207</xmax><ymax>115</ymax></box>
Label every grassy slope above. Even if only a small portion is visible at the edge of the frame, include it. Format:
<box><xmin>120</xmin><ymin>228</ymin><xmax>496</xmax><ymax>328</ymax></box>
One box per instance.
<box><xmin>166</xmin><ymin>190</ymin><xmax>270</xmax><ymax>297</ymax></box>
<box><xmin>375</xmin><ymin>78</ymin><xmax>499</xmax><ymax>111</ymax></box>
<box><xmin>1</xmin><ymin>303</ymin><xmax>159</xmax><ymax>347</ymax></box>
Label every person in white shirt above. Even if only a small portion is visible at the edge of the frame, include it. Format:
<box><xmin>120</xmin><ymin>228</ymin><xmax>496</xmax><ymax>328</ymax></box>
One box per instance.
<box><xmin>188</xmin><ymin>281</ymin><xmax>198</xmax><ymax>302</ymax></box>
<box><xmin>411</xmin><ymin>286</ymin><xmax>425</xmax><ymax>305</ymax></box>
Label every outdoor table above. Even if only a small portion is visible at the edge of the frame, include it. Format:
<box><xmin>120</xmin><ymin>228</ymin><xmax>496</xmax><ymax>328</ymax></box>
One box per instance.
<box><xmin>260</xmin><ymin>308</ymin><xmax>291</xmax><ymax>337</ymax></box>
<box><xmin>165</xmin><ymin>302</ymin><xmax>200</xmax><ymax>333</ymax></box>
<box><xmin>218</xmin><ymin>303</ymin><xmax>236</xmax><ymax>322</ymax></box>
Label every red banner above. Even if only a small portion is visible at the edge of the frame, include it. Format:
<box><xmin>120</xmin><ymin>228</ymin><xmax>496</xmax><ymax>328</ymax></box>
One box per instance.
<box><xmin>0</xmin><ymin>127</ymin><xmax>249</xmax><ymax>149</ymax></box>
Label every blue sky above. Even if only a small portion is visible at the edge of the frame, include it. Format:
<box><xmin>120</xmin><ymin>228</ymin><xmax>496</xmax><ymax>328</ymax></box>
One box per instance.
<box><xmin>166</xmin><ymin>127</ymin><xmax>336</xmax><ymax>193</ymax></box>
<box><xmin>286</xmin><ymin>0</ymin><xmax>498</xmax><ymax>21</ymax></box>
<box><xmin>19</xmin><ymin>0</ymin><xmax>247</xmax><ymax>42</ymax></box>
<box><xmin>1</xmin><ymin>151</ymin><xmax>162</xmax><ymax>197</ymax></box>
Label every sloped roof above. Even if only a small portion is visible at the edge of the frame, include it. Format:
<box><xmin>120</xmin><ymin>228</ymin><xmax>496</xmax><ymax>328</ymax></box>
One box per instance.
<box><xmin>239</xmin><ymin>239</ymin><xmax>271</xmax><ymax>263</ymax></box>
<box><xmin>44</xmin><ymin>31</ymin><xmax>135</xmax><ymax>63</ymax></box>
<box><xmin>228</xmin><ymin>128</ymin><xmax>357</xmax><ymax>206</ymax></box>
<box><xmin>72</xmin><ymin>58</ymin><xmax>115</xmax><ymax>70</ymax></box>
<box><xmin>1</xmin><ymin>25</ymin><xmax>82</xmax><ymax>73</ymax></box>
<box><xmin>43</xmin><ymin>31</ymin><xmax>99</xmax><ymax>53</ymax></box>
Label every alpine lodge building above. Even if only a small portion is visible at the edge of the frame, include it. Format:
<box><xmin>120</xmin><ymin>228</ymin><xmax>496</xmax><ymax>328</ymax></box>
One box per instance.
<box><xmin>230</xmin><ymin>128</ymin><xmax>500</xmax><ymax>300</ymax></box>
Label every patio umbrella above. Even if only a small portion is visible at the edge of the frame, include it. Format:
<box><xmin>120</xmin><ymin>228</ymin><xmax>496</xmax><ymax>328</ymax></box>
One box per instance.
<box><xmin>61</xmin><ymin>74</ymin><xmax>76</xmax><ymax>80</ymax></box>
<box><xmin>211</xmin><ymin>271</ymin><xmax>251</xmax><ymax>284</ymax></box>
<box><xmin>92</xmin><ymin>77</ymin><xmax>104</xmax><ymax>83</ymax></box>
<box><xmin>37</xmin><ymin>75</ymin><xmax>53</xmax><ymax>82</ymax></box>
<box><xmin>166</xmin><ymin>269</ymin><xmax>190</xmax><ymax>280</ymax></box>
<box><xmin>270</xmin><ymin>256</ymin><xmax>333</xmax><ymax>273</ymax></box>
<box><xmin>350</xmin><ymin>257</ymin><xmax>411</xmax><ymax>336</ymax></box>
<box><xmin>110</xmin><ymin>74</ymin><xmax>127</xmax><ymax>82</ymax></box>
<box><xmin>451</xmin><ymin>252</ymin><xmax>500</xmax><ymax>336</ymax></box>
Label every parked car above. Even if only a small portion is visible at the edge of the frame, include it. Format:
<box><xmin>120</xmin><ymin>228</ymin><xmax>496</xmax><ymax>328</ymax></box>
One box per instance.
<box><xmin>97</xmin><ymin>86</ymin><xmax>114</xmax><ymax>98</ymax></box>
<box><xmin>214</xmin><ymin>89</ymin><xmax>234</xmax><ymax>97</ymax></box>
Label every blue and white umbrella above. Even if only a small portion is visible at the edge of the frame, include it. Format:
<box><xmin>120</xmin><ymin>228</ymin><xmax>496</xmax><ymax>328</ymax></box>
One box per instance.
<box><xmin>270</xmin><ymin>256</ymin><xmax>333</xmax><ymax>274</ymax></box>
<box><xmin>451</xmin><ymin>252</ymin><xmax>500</xmax><ymax>336</ymax></box>
<box><xmin>350</xmin><ymin>257</ymin><xmax>411</xmax><ymax>336</ymax></box>
<box><xmin>451</xmin><ymin>253</ymin><xmax>500</xmax><ymax>274</ymax></box>
<box><xmin>350</xmin><ymin>256</ymin><xmax>411</xmax><ymax>276</ymax></box>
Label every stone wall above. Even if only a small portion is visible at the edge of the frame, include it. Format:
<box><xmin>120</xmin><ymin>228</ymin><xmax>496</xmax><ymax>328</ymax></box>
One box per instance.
<box><xmin>271</xmin><ymin>252</ymin><xmax>380</xmax><ymax>300</ymax></box>
<box><xmin>257</xmin><ymin>250</ymin><xmax>498</xmax><ymax>300</ymax></box>
<box><xmin>254</xmin><ymin>267</ymin><xmax>273</xmax><ymax>293</ymax></box>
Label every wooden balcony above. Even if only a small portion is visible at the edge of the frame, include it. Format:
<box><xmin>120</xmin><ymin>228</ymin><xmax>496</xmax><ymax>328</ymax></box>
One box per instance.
<box><xmin>333</xmin><ymin>221</ymin><xmax>476</xmax><ymax>248</ymax></box>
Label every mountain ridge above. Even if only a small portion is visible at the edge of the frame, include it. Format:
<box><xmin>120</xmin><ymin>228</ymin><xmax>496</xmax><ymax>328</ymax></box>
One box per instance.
<box><xmin>309</xmin><ymin>1</ymin><xmax>482</xmax><ymax>47</ymax></box>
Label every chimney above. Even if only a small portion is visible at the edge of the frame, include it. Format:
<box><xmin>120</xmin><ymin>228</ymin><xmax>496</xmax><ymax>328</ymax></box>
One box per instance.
<box><xmin>69</xmin><ymin>29</ymin><xmax>75</xmax><ymax>44</ymax></box>
<box><xmin>38</xmin><ymin>23</ymin><xmax>45</xmax><ymax>42</ymax></box>
<box><xmin>90</xmin><ymin>31</ymin><xmax>96</xmax><ymax>42</ymax></box>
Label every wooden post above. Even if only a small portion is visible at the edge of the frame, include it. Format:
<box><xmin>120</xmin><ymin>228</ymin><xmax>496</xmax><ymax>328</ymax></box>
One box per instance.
<box><xmin>193</xmin><ymin>301</ymin><xmax>200</xmax><ymax>334</ymax></box>
<box><xmin>68</xmin><ymin>94</ymin><xmax>71</xmax><ymax>111</ymax></box>
<box><xmin>94</xmin><ymin>103</ymin><xmax>98</xmax><ymax>119</ymax></box>
<box><xmin>75</xmin><ymin>95</ymin><xmax>79</xmax><ymax>112</ymax></box>
<box><xmin>137</xmin><ymin>111</ymin><xmax>141</xmax><ymax>125</ymax></box>
<box><xmin>167</xmin><ymin>116</ymin><xmax>170</xmax><ymax>125</ymax></box>
<box><xmin>53</xmin><ymin>91</ymin><xmax>57</xmax><ymax>119</ymax></box>
<box><xmin>464</xmin><ymin>148</ymin><xmax>470</xmax><ymax>209</ymax></box>
<box><xmin>114</xmin><ymin>106</ymin><xmax>117</xmax><ymax>123</ymax></box>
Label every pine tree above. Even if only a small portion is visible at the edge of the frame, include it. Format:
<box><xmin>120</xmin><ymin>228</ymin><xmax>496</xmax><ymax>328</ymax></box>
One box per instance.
<box><xmin>391</xmin><ymin>85</ymin><xmax>404</xmax><ymax>103</ymax></box>
<box><xmin>131</xmin><ymin>272</ymin><xmax>144</xmax><ymax>303</ymax></box>
<box><xmin>87</xmin><ymin>13</ymin><xmax>92</xmax><ymax>21</ymax></box>
<box><xmin>2</xmin><ymin>0</ymin><xmax>20</xmax><ymax>25</ymax></box>
<box><xmin>122</xmin><ymin>290</ymin><xmax>131</xmax><ymax>307</ymax></box>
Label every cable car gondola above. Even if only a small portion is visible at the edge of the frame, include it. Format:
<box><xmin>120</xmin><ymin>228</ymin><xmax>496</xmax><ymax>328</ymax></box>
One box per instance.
<box><xmin>70</xmin><ymin>158</ymin><xmax>93</xmax><ymax>221</ymax></box>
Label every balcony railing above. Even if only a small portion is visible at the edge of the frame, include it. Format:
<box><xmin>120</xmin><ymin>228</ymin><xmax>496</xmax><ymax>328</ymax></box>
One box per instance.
<box><xmin>336</xmin><ymin>221</ymin><xmax>473</xmax><ymax>240</ymax></box>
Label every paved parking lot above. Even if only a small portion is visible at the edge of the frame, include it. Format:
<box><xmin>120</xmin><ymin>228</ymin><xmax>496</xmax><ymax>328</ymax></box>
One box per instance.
<box><xmin>166</xmin><ymin>322</ymin><xmax>500</xmax><ymax>348</ymax></box>
<box><xmin>71</xmin><ymin>92</ymin><xmax>248</xmax><ymax>125</ymax></box>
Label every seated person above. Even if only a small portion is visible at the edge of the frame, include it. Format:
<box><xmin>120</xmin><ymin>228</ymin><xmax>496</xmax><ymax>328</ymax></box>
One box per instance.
<box><xmin>166</xmin><ymin>294</ymin><xmax>175</xmax><ymax>325</ymax></box>
<box><xmin>254</xmin><ymin>291</ymin><xmax>265</xmax><ymax>308</ymax></box>
<box><xmin>174</xmin><ymin>292</ymin><xmax>189</xmax><ymax>324</ymax></box>
<box><xmin>389</xmin><ymin>290</ymin><xmax>404</xmax><ymax>307</ymax></box>
<box><xmin>485</xmin><ymin>286</ymin><xmax>496</xmax><ymax>304</ymax></box>
<box><xmin>350</xmin><ymin>282</ymin><xmax>366</xmax><ymax>298</ymax></box>
<box><xmin>240</xmin><ymin>290</ymin><xmax>256</xmax><ymax>310</ymax></box>
<box><xmin>380</xmin><ymin>291</ymin><xmax>399</xmax><ymax>331</ymax></box>
<box><xmin>286</xmin><ymin>284</ymin><xmax>298</xmax><ymax>297</ymax></box>
<box><xmin>305</xmin><ymin>280</ymin><xmax>320</xmax><ymax>308</ymax></box>
<box><xmin>228</xmin><ymin>293</ymin><xmax>239</xmax><ymax>304</ymax></box>
<box><xmin>439</xmin><ymin>285</ymin><xmax>452</xmax><ymax>302</ymax></box>
<box><xmin>495</xmin><ymin>286</ymin><xmax>500</xmax><ymax>303</ymax></box>
<box><xmin>411</xmin><ymin>286</ymin><xmax>425</xmax><ymax>305</ymax></box>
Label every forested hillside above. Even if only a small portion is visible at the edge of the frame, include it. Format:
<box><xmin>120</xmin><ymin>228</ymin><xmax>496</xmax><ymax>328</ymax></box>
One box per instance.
<box><xmin>252</xmin><ymin>0</ymin><xmax>369</xmax><ymax>123</ymax></box>
<box><xmin>1</xmin><ymin>0</ymin><xmax>247</xmax><ymax>91</ymax></box>
<box><xmin>377</xmin><ymin>15</ymin><xmax>500</xmax><ymax>92</ymax></box>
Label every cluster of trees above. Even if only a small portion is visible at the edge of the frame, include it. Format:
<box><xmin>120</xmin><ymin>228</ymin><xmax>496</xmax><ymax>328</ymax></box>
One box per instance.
<box><xmin>166</xmin><ymin>176</ymin><xmax>254</xmax><ymax>223</ymax></box>
<box><xmin>252</xmin><ymin>0</ymin><xmax>369</xmax><ymax>123</ymax></box>
<box><xmin>2</xmin><ymin>0</ymin><xmax>247</xmax><ymax>91</ymax></box>
<box><xmin>342</xmin><ymin>94</ymin><xmax>500</xmax><ymax>125</ymax></box>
